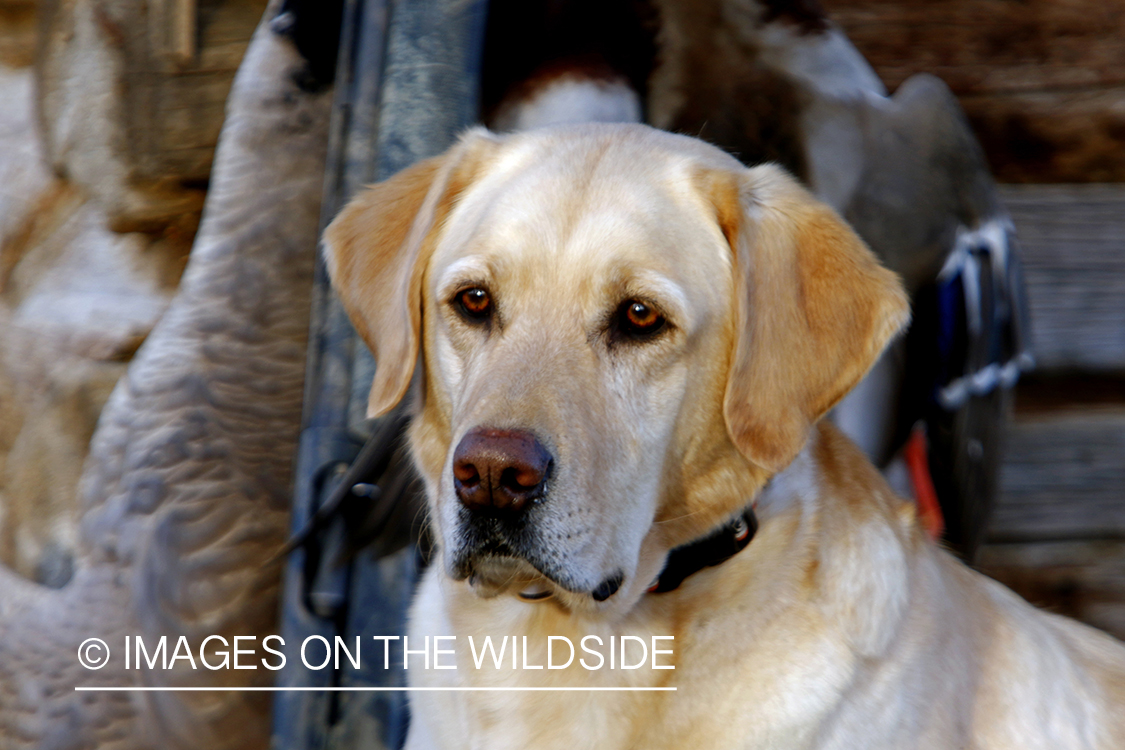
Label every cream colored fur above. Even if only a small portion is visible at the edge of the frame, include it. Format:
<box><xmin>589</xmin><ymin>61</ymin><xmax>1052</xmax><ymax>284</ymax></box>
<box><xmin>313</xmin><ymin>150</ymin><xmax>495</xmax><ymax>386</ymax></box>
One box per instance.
<box><xmin>324</xmin><ymin>124</ymin><xmax>1125</xmax><ymax>750</ymax></box>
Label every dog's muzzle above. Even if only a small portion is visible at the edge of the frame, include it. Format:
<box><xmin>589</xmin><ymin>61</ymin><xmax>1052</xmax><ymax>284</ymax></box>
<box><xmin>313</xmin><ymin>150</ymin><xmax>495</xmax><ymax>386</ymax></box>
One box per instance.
<box><xmin>447</xmin><ymin>427</ymin><xmax>627</xmax><ymax>601</ymax></box>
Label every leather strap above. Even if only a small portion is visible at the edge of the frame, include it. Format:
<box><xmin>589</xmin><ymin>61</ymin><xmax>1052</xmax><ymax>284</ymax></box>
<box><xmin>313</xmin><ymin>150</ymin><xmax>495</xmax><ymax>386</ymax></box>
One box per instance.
<box><xmin>648</xmin><ymin>505</ymin><xmax>758</xmax><ymax>594</ymax></box>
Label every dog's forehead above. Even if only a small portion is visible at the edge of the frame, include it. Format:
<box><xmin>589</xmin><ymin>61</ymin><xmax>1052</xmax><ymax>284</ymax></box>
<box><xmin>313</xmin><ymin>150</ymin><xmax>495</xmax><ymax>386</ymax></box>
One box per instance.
<box><xmin>430</xmin><ymin>131</ymin><xmax>736</xmax><ymax>304</ymax></box>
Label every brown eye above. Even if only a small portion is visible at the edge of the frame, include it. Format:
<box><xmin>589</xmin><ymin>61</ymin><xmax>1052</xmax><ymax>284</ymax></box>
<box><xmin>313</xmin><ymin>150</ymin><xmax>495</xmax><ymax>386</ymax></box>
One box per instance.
<box><xmin>456</xmin><ymin>287</ymin><xmax>492</xmax><ymax>321</ymax></box>
<box><xmin>618</xmin><ymin>299</ymin><xmax>665</xmax><ymax>338</ymax></box>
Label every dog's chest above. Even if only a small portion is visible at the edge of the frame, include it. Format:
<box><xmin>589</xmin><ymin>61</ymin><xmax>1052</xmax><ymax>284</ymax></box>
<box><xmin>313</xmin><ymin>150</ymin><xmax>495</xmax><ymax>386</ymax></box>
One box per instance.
<box><xmin>404</xmin><ymin>565</ymin><xmax>869</xmax><ymax>750</ymax></box>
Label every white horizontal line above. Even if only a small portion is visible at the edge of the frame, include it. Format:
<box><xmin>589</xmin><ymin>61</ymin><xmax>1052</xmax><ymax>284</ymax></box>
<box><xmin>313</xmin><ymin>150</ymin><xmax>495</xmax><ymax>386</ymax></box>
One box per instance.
<box><xmin>74</xmin><ymin>686</ymin><xmax>676</xmax><ymax>692</ymax></box>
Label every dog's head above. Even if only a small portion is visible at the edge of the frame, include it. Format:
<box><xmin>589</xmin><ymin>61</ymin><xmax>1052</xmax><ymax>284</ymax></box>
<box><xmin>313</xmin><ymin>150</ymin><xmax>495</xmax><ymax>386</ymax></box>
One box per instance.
<box><xmin>325</xmin><ymin>124</ymin><xmax>908</xmax><ymax>612</ymax></box>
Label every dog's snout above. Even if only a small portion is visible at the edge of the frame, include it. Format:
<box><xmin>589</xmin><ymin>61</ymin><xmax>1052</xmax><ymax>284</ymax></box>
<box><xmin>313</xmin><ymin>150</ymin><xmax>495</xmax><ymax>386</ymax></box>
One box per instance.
<box><xmin>453</xmin><ymin>428</ymin><xmax>553</xmax><ymax>514</ymax></box>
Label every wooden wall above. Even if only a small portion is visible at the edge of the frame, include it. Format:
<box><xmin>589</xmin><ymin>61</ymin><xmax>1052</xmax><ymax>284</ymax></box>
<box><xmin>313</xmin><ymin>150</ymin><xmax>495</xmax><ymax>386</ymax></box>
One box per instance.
<box><xmin>825</xmin><ymin>0</ymin><xmax>1125</xmax><ymax>183</ymax></box>
<box><xmin>826</xmin><ymin>0</ymin><xmax>1125</xmax><ymax>639</ymax></box>
<box><xmin>979</xmin><ymin>187</ymin><xmax>1125</xmax><ymax>640</ymax></box>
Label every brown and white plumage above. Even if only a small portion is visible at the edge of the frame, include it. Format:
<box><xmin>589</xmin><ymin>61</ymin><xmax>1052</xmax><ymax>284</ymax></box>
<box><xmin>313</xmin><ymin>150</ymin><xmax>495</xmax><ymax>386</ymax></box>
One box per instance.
<box><xmin>0</xmin><ymin>7</ymin><xmax>330</xmax><ymax>748</ymax></box>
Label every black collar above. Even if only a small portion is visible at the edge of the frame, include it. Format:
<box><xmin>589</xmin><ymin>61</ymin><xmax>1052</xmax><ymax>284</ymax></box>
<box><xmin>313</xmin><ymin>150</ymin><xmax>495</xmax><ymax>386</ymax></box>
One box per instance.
<box><xmin>647</xmin><ymin>505</ymin><xmax>758</xmax><ymax>594</ymax></box>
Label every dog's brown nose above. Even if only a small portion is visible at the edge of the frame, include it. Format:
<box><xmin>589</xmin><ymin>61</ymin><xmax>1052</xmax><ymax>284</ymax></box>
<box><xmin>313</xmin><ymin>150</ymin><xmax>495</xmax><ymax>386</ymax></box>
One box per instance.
<box><xmin>453</xmin><ymin>428</ymin><xmax>553</xmax><ymax>514</ymax></box>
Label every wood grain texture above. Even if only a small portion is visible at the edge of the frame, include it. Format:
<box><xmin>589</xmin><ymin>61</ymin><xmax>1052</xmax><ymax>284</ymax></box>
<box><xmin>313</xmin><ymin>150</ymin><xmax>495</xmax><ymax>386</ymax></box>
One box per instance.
<box><xmin>989</xmin><ymin>408</ymin><xmax>1125</xmax><ymax>542</ymax></box>
<box><xmin>36</xmin><ymin>0</ymin><xmax>267</xmax><ymax>230</ymax></box>
<box><xmin>824</xmin><ymin>0</ymin><xmax>1125</xmax><ymax>94</ymax></box>
<box><xmin>978</xmin><ymin>539</ymin><xmax>1125</xmax><ymax>641</ymax></box>
<box><xmin>173</xmin><ymin>0</ymin><xmax>197</xmax><ymax>62</ymax></box>
<box><xmin>978</xmin><ymin>181</ymin><xmax>1125</xmax><ymax>638</ymax></box>
<box><xmin>1000</xmin><ymin>184</ymin><xmax>1125</xmax><ymax>373</ymax></box>
<box><xmin>824</xmin><ymin>0</ymin><xmax>1125</xmax><ymax>182</ymax></box>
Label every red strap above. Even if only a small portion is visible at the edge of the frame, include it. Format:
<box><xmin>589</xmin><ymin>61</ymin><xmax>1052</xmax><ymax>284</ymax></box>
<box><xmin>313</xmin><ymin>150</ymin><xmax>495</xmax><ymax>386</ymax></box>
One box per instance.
<box><xmin>904</xmin><ymin>426</ymin><xmax>944</xmax><ymax>541</ymax></box>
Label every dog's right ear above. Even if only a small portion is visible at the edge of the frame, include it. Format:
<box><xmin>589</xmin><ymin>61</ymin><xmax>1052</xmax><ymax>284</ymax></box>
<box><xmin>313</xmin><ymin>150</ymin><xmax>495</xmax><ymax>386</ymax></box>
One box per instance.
<box><xmin>323</xmin><ymin>129</ymin><xmax>498</xmax><ymax>417</ymax></box>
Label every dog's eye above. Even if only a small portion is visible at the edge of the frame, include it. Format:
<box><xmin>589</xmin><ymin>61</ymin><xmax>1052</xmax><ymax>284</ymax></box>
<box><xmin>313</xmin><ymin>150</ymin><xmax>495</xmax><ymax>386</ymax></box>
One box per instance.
<box><xmin>455</xmin><ymin>287</ymin><xmax>492</xmax><ymax>321</ymax></box>
<box><xmin>617</xmin><ymin>299</ymin><xmax>666</xmax><ymax>338</ymax></box>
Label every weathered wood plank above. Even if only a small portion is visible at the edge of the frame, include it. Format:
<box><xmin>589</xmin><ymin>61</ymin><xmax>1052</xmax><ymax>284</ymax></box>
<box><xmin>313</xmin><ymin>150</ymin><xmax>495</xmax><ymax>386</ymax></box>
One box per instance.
<box><xmin>1015</xmin><ymin>376</ymin><xmax>1125</xmax><ymax>413</ymax></box>
<box><xmin>173</xmin><ymin>0</ymin><xmax>197</xmax><ymax>63</ymax></box>
<box><xmin>989</xmin><ymin>408</ymin><xmax>1125</xmax><ymax>541</ymax></box>
<box><xmin>977</xmin><ymin>539</ymin><xmax>1125</xmax><ymax>641</ymax></box>
<box><xmin>826</xmin><ymin>0</ymin><xmax>1125</xmax><ymax>94</ymax></box>
<box><xmin>825</xmin><ymin>0</ymin><xmax>1125</xmax><ymax>181</ymax></box>
<box><xmin>0</xmin><ymin>3</ymin><xmax>36</xmax><ymax>68</ymax></box>
<box><xmin>1000</xmin><ymin>184</ymin><xmax>1125</xmax><ymax>373</ymax></box>
<box><xmin>196</xmin><ymin>40</ymin><xmax>256</xmax><ymax>72</ymax></box>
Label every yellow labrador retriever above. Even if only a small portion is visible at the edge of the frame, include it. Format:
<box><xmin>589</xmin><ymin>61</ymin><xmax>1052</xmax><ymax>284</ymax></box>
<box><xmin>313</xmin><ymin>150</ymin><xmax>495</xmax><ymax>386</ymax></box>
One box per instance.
<box><xmin>325</xmin><ymin>124</ymin><xmax>1125</xmax><ymax>750</ymax></box>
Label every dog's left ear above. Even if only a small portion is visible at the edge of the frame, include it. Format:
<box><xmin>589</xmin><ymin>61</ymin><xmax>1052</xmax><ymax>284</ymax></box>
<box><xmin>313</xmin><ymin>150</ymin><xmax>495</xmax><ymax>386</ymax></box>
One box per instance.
<box><xmin>323</xmin><ymin>129</ymin><xmax>499</xmax><ymax>417</ymax></box>
<box><xmin>703</xmin><ymin>164</ymin><xmax>910</xmax><ymax>473</ymax></box>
